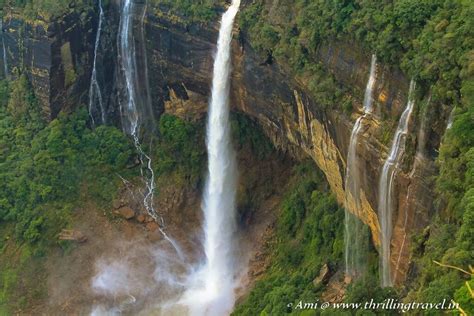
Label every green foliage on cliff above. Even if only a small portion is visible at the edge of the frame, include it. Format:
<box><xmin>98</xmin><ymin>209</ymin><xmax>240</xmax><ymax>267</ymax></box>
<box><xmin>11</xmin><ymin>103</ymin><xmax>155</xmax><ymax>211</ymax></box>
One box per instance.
<box><xmin>0</xmin><ymin>76</ymin><xmax>134</xmax><ymax>249</ymax></box>
<box><xmin>240</xmin><ymin>1</ymin><xmax>473</xmax><ymax>311</ymax></box>
<box><xmin>407</xmin><ymin>2</ymin><xmax>474</xmax><ymax>310</ymax></box>
<box><xmin>153</xmin><ymin>114</ymin><xmax>206</xmax><ymax>181</ymax></box>
<box><xmin>150</xmin><ymin>0</ymin><xmax>224</xmax><ymax>23</ymax></box>
<box><xmin>233</xmin><ymin>162</ymin><xmax>346</xmax><ymax>315</ymax></box>
<box><xmin>240</xmin><ymin>0</ymin><xmax>473</xmax><ymax>114</ymax></box>
<box><xmin>231</xmin><ymin>112</ymin><xmax>273</xmax><ymax>159</ymax></box>
<box><xmin>0</xmin><ymin>75</ymin><xmax>138</xmax><ymax>313</ymax></box>
<box><xmin>1</xmin><ymin>0</ymin><xmax>92</xmax><ymax>20</ymax></box>
<box><xmin>406</xmin><ymin>104</ymin><xmax>474</xmax><ymax>314</ymax></box>
<box><xmin>239</xmin><ymin>1</ymin><xmax>351</xmax><ymax>111</ymax></box>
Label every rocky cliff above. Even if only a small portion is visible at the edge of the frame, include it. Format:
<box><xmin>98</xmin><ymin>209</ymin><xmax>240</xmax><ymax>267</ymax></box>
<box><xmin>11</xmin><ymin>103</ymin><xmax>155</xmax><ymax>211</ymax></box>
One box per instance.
<box><xmin>2</xmin><ymin>2</ymin><xmax>446</xmax><ymax>286</ymax></box>
<box><xmin>1</xmin><ymin>3</ymin><xmax>98</xmax><ymax>119</ymax></box>
<box><xmin>146</xmin><ymin>7</ymin><xmax>444</xmax><ymax>285</ymax></box>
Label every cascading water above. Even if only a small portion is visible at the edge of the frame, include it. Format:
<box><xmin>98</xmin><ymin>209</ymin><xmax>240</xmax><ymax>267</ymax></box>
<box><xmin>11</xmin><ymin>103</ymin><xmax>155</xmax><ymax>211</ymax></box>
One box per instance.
<box><xmin>118</xmin><ymin>0</ymin><xmax>159</xmax><ymax>222</ymax></box>
<box><xmin>344</xmin><ymin>54</ymin><xmax>377</xmax><ymax>279</ymax></box>
<box><xmin>118</xmin><ymin>0</ymin><xmax>182</xmax><ymax>255</ymax></box>
<box><xmin>88</xmin><ymin>0</ymin><xmax>105</xmax><ymax>125</ymax></box>
<box><xmin>1</xmin><ymin>20</ymin><xmax>8</xmax><ymax>78</ymax></box>
<box><xmin>180</xmin><ymin>1</ymin><xmax>240</xmax><ymax>314</ymax></box>
<box><xmin>378</xmin><ymin>79</ymin><xmax>416</xmax><ymax>287</ymax></box>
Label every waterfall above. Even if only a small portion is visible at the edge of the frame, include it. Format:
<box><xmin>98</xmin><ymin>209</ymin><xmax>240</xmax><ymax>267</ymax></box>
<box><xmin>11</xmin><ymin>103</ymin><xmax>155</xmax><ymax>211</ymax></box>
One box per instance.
<box><xmin>447</xmin><ymin>107</ymin><xmax>455</xmax><ymax>129</ymax></box>
<box><xmin>118</xmin><ymin>0</ymin><xmax>161</xmax><ymax>224</ymax></box>
<box><xmin>180</xmin><ymin>1</ymin><xmax>240</xmax><ymax>314</ymax></box>
<box><xmin>344</xmin><ymin>54</ymin><xmax>377</xmax><ymax>279</ymax></box>
<box><xmin>88</xmin><ymin>0</ymin><xmax>106</xmax><ymax>125</ymax></box>
<box><xmin>1</xmin><ymin>20</ymin><xmax>8</xmax><ymax>79</ymax></box>
<box><xmin>378</xmin><ymin>79</ymin><xmax>416</xmax><ymax>287</ymax></box>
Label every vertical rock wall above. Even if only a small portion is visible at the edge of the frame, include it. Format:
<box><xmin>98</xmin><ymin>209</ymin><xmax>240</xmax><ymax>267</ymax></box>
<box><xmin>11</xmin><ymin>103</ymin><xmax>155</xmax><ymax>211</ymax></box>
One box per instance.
<box><xmin>1</xmin><ymin>5</ymin><xmax>97</xmax><ymax>119</ymax></box>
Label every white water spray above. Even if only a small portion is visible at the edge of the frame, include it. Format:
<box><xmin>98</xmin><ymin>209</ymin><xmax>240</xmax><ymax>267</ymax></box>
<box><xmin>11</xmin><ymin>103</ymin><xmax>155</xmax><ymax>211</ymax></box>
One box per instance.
<box><xmin>378</xmin><ymin>79</ymin><xmax>416</xmax><ymax>287</ymax></box>
<box><xmin>89</xmin><ymin>0</ymin><xmax>106</xmax><ymax>125</ymax></box>
<box><xmin>344</xmin><ymin>54</ymin><xmax>377</xmax><ymax>278</ymax></box>
<box><xmin>180</xmin><ymin>1</ymin><xmax>240</xmax><ymax>315</ymax></box>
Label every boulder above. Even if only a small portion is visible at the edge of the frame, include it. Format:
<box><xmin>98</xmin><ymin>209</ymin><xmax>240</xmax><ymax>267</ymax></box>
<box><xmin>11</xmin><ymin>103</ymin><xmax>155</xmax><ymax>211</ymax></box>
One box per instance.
<box><xmin>114</xmin><ymin>206</ymin><xmax>135</xmax><ymax>220</ymax></box>
<box><xmin>313</xmin><ymin>263</ymin><xmax>331</xmax><ymax>286</ymax></box>
<box><xmin>146</xmin><ymin>222</ymin><xmax>159</xmax><ymax>232</ymax></box>
<box><xmin>112</xmin><ymin>199</ymin><xmax>125</xmax><ymax>209</ymax></box>
<box><xmin>136</xmin><ymin>214</ymin><xmax>146</xmax><ymax>223</ymax></box>
<box><xmin>58</xmin><ymin>229</ymin><xmax>87</xmax><ymax>243</ymax></box>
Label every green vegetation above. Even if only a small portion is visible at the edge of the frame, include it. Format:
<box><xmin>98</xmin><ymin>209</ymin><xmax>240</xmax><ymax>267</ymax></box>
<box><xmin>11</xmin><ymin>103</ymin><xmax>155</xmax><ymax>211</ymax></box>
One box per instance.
<box><xmin>231</xmin><ymin>112</ymin><xmax>273</xmax><ymax>159</ymax></box>
<box><xmin>233</xmin><ymin>162</ymin><xmax>345</xmax><ymax>315</ymax></box>
<box><xmin>1</xmin><ymin>0</ymin><xmax>92</xmax><ymax>20</ymax></box>
<box><xmin>0</xmin><ymin>76</ymin><xmax>134</xmax><ymax>249</ymax></box>
<box><xmin>233</xmin><ymin>161</ymin><xmax>394</xmax><ymax>315</ymax></box>
<box><xmin>406</xmin><ymin>95</ymin><xmax>474</xmax><ymax>314</ymax></box>
<box><xmin>150</xmin><ymin>0</ymin><xmax>225</xmax><ymax>23</ymax></box>
<box><xmin>239</xmin><ymin>1</ymin><xmax>473</xmax><ymax>312</ymax></box>
<box><xmin>240</xmin><ymin>0</ymin><xmax>473</xmax><ymax>114</ymax></box>
<box><xmin>153</xmin><ymin>114</ymin><xmax>206</xmax><ymax>182</ymax></box>
<box><xmin>0</xmin><ymin>75</ymin><xmax>135</xmax><ymax>312</ymax></box>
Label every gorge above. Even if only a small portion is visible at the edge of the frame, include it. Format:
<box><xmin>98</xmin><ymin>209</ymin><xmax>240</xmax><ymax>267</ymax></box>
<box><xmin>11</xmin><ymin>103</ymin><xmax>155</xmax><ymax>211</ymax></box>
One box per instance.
<box><xmin>0</xmin><ymin>0</ymin><xmax>472</xmax><ymax>315</ymax></box>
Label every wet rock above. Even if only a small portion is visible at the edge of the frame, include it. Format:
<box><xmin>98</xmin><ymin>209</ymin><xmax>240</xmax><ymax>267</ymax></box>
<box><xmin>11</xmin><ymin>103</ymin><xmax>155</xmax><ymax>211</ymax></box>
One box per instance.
<box><xmin>313</xmin><ymin>263</ymin><xmax>331</xmax><ymax>286</ymax></box>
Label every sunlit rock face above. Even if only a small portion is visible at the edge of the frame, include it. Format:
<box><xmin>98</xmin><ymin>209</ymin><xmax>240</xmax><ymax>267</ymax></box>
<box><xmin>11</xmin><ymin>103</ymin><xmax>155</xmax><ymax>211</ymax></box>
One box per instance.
<box><xmin>144</xmin><ymin>7</ymin><xmax>442</xmax><ymax>285</ymax></box>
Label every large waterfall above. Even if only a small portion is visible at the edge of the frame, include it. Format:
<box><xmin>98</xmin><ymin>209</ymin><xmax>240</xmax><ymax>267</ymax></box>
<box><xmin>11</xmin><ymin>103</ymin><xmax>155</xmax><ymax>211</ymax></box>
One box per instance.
<box><xmin>118</xmin><ymin>0</ymin><xmax>160</xmax><ymax>222</ymax></box>
<box><xmin>378</xmin><ymin>79</ymin><xmax>416</xmax><ymax>287</ymax></box>
<box><xmin>181</xmin><ymin>1</ymin><xmax>240</xmax><ymax>315</ymax></box>
<box><xmin>344</xmin><ymin>54</ymin><xmax>377</xmax><ymax>279</ymax></box>
<box><xmin>88</xmin><ymin>0</ymin><xmax>105</xmax><ymax>125</ymax></box>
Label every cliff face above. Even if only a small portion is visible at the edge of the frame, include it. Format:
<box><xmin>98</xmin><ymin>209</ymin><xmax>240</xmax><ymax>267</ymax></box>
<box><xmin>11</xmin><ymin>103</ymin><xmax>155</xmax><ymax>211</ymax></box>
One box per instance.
<box><xmin>146</xmin><ymin>10</ymin><xmax>441</xmax><ymax>285</ymax></box>
<box><xmin>2</xmin><ymin>4</ymin><xmax>443</xmax><ymax>286</ymax></box>
<box><xmin>1</xmin><ymin>4</ymin><xmax>97</xmax><ymax>119</ymax></box>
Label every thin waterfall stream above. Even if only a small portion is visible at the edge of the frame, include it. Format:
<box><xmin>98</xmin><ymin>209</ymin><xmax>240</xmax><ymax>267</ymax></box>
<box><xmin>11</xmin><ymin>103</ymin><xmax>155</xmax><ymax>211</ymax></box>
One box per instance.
<box><xmin>118</xmin><ymin>0</ymin><xmax>159</xmax><ymax>222</ymax></box>
<box><xmin>118</xmin><ymin>0</ymin><xmax>182</xmax><ymax>254</ymax></box>
<box><xmin>1</xmin><ymin>20</ymin><xmax>8</xmax><ymax>79</ymax></box>
<box><xmin>447</xmin><ymin>107</ymin><xmax>455</xmax><ymax>129</ymax></box>
<box><xmin>344</xmin><ymin>54</ymin><xmax>377</xmax><ymax>279</ymax></box>
<box><xmin>378</xmin><ymin>79</ymin><xmax>416</xmax><ymax>287</ymax></box>
<box><xmin>180</xmin><ymin>1</ymin><xmax>241</xmax><ymax>314</ymax></box>
<box><xmin>88</xmin><ymin>0</ymin><xmax>105</xmax><ymax>125</ymax></box>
